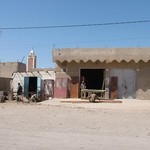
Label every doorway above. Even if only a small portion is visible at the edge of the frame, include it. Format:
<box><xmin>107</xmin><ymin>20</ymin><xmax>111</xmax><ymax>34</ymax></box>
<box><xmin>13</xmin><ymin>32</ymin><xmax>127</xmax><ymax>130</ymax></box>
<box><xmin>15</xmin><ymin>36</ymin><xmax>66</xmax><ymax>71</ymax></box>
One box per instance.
<box><xmin>24</xmin><ymin>77</ymin><xmax>42</xmax><ymax>98</ymax></box>
<box><xmin>80</xmin><ymin>69</ymin><xmax>104</xmax><ymax>89</ymax></box>
<box><xmin>29</xmin><ymin>77</ymin><xmax>37</xmax><ymax>97</ymax></box>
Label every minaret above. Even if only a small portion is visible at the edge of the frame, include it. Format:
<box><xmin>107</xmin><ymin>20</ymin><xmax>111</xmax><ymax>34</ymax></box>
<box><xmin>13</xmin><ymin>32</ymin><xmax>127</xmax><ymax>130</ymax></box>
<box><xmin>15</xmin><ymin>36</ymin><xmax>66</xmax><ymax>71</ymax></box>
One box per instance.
<box><xmin>27</xmin><ymin>49</ymin><xmax>37</xmax><ymax>71</ymax></box>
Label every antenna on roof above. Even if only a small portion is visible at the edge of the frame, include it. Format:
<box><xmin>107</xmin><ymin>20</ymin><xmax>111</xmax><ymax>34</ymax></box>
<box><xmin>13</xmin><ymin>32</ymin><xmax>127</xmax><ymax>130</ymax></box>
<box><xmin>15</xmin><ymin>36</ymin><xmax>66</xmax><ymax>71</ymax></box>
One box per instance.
<box><xmin>21</xmin><ymin>56</ymin><xmax>25</xmax><ymax>63</ymax></box>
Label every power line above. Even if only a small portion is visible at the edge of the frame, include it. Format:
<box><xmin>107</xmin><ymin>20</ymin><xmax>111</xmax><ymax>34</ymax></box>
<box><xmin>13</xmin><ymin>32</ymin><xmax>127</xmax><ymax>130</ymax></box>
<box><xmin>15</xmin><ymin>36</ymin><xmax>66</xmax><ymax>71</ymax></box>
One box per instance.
<box><xmin>0</xmin><ymin>36</ymin><xmax>149</xmax><ymax>50</ymax></box>
<box><xmin>0</xmin><ymin>20</ymin><xmax>150</xmax><ymax>30</ymax></box>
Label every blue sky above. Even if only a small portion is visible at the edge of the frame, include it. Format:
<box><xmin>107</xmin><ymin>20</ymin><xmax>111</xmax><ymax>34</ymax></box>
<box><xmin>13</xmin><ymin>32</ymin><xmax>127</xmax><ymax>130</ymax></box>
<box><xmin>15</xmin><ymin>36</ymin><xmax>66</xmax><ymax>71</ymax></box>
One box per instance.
<box><xmin>0</xmin><ymin>0</ymin><xmax>150</xmax><ymax>68</ymax></box>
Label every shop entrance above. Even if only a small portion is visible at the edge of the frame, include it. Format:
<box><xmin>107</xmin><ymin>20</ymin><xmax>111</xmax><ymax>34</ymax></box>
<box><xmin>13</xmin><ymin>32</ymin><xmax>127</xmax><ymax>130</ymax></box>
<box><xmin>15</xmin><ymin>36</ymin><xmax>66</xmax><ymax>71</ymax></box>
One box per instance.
<box><xmin>80</xmin><ymin>69</ymin><xmax>104</xmax><ymax>90</ymax></box>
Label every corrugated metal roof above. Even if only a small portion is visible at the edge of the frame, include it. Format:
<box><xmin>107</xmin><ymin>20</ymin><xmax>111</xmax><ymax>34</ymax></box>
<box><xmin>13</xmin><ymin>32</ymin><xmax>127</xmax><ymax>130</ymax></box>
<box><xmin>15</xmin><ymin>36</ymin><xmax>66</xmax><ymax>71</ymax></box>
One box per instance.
<box><xmin>53</xmin><ymin>48</ymin><xmax>150</xmax><ymax>63</ymax></box>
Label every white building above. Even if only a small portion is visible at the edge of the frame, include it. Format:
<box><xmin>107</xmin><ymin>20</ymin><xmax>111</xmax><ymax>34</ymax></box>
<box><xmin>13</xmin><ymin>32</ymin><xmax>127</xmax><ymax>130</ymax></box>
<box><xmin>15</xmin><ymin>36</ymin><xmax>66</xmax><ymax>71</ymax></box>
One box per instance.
<box><xmin>11</xmin><ymin>70</ymin><xmax>55</xmax><ymax>100</ymax></box>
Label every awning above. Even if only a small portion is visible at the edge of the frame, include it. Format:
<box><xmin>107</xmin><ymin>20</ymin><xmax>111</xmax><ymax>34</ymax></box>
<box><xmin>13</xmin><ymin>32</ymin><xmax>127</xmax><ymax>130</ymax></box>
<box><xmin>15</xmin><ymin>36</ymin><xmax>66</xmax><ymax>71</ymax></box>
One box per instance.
<box><xmin>53</xmin><ymin>48</ymin><xmax>150</xmax><ymax>63</ymax></box>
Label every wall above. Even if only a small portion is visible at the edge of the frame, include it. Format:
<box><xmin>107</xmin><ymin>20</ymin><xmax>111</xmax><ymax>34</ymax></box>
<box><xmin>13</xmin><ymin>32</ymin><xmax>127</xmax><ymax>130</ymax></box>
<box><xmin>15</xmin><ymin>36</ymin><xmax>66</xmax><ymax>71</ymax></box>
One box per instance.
<box><xmin>0</xmin><ymin>77</ymin><xmax>11</xmax><ymax>91</ymax></box>
<box><xmin>57</xmin><ymin>60</ymin><xmax>150</xmax><ymax>100</ymax></box>
<box><xmin>109</xmin><ymin>69</ymin><xmax>136</xmax><ymax>99</ymax></box>
<box><xmin>136</xmin><ymin>61</ymin><xmax>150</xmax><ymax>100</ymax></box>
<box><xmin>0</xmin><ymin>62</ymin><xmax>26</xmax><ymax>92</ymax></box>
<box><xmin>0</xmin><ymin>62</ymin><xmax>26</xmax><ymax>78</ymax></box>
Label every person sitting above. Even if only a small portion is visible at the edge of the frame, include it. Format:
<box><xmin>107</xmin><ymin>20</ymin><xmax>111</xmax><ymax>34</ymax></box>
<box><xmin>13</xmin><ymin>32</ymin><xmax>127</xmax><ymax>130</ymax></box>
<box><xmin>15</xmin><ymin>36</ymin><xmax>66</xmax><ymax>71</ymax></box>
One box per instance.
<box><xmin>88</xmin><ymin>93</ymin><xmax>100</xmax><ymax>103</ymax></box>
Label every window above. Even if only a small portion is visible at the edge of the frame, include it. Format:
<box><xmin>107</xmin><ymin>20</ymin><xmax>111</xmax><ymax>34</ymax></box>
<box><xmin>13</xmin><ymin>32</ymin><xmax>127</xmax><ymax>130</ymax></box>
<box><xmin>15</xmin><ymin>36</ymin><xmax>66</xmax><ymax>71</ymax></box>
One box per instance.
<box><xmin>56</xmin><ymin>78</ymin><xmax>61</xmax><ymax>88</ymax></box>
<box><xmin>62</xmin><ymin>78</ymin><xmax>67</xmax><ymax>88</ymax></box>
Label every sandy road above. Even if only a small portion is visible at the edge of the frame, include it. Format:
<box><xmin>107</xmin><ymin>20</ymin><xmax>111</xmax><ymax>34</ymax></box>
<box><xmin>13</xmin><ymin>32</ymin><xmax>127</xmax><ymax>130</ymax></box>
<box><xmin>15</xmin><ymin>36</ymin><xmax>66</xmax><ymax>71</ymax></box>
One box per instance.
<box><xmin>0</xmin><ymin>100</ymin><xmax>150</xmax><ymax>150</ymax></box>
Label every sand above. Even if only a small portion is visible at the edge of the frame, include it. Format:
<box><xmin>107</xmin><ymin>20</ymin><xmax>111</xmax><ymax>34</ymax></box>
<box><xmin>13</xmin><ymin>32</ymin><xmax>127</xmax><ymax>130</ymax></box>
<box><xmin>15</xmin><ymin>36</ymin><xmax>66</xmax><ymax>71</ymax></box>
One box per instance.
<box><xmin>0</xmin><ymin>99</ymin><xmax>150</xmax><ymax>150</ymax></box>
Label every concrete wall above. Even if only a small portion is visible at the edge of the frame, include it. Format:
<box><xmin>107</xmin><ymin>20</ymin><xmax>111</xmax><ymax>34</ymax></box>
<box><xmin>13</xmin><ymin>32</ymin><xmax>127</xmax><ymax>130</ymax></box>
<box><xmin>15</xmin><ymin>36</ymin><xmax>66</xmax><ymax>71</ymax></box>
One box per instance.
<box><xmin>0</xmin><ymin>62</ymin><xmax>26</xmax><ymax>91</ymax></box>
<box><xmin>136</xmin><ymin>61</ymin><xmax>150</xmax><ymax>100</ymax></box>
<box><xmin>0</xmin><ymin>62</ymin><xmax>26</xmax><ymax>78</ymax></box>
<box><xmin>56</xmin><ymin>60</ymin><xmax>150</xmax><ymax>100</ymax></box>
<box><xmin>0</xmin><ymin>77</ymin><xmax>11</xmax><ymax>91</ymax></box>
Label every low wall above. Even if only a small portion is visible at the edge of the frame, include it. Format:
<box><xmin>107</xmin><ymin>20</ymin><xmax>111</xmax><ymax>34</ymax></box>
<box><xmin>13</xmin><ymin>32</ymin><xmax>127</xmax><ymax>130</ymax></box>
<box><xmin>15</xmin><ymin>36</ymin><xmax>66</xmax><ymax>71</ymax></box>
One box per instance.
<box><xmin>0</xmin><ymin>77</ymin><xmax>11</xmax><ymax>91</ymax></box>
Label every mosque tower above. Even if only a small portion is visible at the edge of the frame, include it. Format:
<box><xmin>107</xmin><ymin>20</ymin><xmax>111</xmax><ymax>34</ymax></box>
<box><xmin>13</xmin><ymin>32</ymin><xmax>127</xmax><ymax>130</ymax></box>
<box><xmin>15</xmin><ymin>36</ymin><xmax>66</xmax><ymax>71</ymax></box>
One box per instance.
<box><xmin>27</xmin><ymin>49</ymin><xmax>37</xmax><ymax>71</ymax></box>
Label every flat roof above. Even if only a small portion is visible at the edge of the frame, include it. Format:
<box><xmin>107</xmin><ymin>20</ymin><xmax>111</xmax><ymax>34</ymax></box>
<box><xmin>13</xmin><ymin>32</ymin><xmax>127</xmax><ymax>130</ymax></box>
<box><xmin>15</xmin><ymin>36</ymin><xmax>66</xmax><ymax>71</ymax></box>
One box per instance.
<box><xmin>53</xmin><ymin>48</ymin><xmax>150</xmax><ymax>63</ymax></box>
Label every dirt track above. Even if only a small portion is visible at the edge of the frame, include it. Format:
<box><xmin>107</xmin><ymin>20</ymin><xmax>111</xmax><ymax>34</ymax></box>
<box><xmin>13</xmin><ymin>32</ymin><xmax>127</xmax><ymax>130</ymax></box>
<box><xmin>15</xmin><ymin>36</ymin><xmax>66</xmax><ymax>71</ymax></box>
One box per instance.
<box><xmin>0</xmin><ymin>100</ymin><xmax>150</xmax><ymax>150</ymax></box>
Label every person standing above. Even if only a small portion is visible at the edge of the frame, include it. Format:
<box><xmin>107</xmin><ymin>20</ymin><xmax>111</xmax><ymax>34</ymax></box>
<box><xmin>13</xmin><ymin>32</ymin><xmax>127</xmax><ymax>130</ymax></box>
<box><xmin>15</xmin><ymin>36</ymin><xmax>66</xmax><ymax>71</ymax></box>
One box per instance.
<box><xmin>17</xmin><ymin>83</ymin><xmax>22</xmax><ymax>101</ymax></box>
<box><xmin>80</xmin><ymin>80</ymin><xmax>86</xmax><ymax>98</ymax></box>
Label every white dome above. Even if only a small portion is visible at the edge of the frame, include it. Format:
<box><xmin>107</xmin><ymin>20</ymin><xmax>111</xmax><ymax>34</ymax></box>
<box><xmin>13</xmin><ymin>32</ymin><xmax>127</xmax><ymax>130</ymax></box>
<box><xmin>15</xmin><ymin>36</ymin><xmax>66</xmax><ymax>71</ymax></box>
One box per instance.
<box><xmin>30</xmin><ymin>49</ymin><xmax>35</xmax><ymax>55</ymax></box>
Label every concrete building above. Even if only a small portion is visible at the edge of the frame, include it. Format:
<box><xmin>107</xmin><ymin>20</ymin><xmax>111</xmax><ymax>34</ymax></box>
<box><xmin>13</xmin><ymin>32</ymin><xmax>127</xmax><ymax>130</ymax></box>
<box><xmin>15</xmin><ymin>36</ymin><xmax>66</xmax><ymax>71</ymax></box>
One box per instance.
<box><xmin>12</xmin><ymin>50</ymin><xmax>56</xmax><ymax>100</ymax></box>
<box><xmin>0</xmin><ymin>62</ymin><xmax>26</xmax><ymax>91</ymax></box>
<box><xmin>53</xmin><ymin>48</ymin><xmax>150</xmax><ymax>100</ymax></box>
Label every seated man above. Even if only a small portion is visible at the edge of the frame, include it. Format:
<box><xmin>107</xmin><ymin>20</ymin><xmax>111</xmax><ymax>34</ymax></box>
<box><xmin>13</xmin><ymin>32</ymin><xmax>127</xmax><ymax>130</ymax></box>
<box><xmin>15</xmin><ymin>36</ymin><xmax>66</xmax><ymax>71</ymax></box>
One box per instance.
<box><xmin>88</xmin><ymin>93</ymin><xmax>100</xmax><ymax>103</ymax></box>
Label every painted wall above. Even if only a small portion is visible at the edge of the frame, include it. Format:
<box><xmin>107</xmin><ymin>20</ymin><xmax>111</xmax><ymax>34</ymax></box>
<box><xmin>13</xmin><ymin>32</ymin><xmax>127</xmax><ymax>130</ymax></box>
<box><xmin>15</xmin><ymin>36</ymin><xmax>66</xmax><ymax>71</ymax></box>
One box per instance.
<box><xmin>11</xmin><ymin>71</ymin><xmax>55</xmax><ymax>94</ymax></box>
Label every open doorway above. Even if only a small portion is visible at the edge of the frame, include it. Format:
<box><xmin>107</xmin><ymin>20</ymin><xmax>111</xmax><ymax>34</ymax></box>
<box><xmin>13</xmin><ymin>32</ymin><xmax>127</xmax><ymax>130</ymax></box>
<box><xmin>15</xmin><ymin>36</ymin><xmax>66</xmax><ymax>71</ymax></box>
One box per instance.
<box><xmin>80</xmin><ymin>69</ymin><xmax>105</xmax><ymax>90</ymax></box>
<box><xmin>28</xmin><ymin>77</ymin><xmax>37</xmax><ymax>97</ymax></box>
<box><xmin>24</xmin><ymin>77</ymin><xmax>41</xmax><ymax>98</ymax></box>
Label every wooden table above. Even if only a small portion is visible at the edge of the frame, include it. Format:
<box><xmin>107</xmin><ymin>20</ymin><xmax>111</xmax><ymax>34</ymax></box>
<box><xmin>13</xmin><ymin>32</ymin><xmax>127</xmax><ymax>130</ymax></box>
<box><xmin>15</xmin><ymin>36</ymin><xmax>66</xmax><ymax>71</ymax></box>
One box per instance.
<box><xmin>81</xmin><ymin>89</ymin><xmax>106</xmax><ymax>99</ymax></box>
